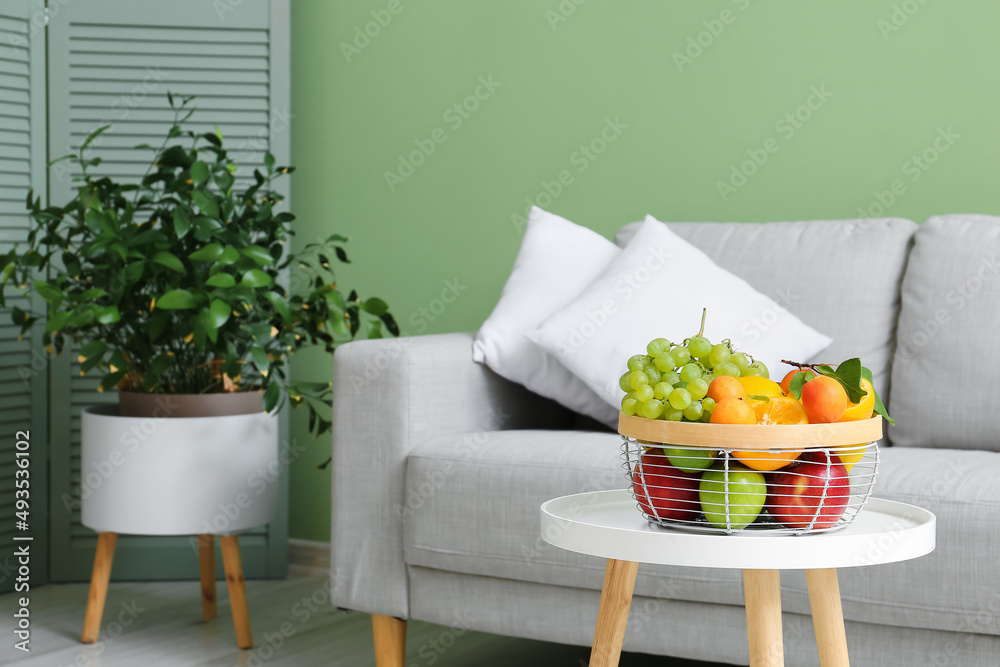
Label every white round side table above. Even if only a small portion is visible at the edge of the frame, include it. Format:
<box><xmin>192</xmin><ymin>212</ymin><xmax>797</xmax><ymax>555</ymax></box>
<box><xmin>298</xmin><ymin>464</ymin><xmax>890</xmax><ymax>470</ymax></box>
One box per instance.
<box><xmin>540</xmin><ymin>490</ymin><xmax>935</xmax><ymax>667</ymax></box>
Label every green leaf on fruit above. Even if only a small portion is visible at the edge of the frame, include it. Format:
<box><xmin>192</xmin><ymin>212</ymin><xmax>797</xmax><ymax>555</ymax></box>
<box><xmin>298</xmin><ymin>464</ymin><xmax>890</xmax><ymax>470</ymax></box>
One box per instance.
<box><xmin>788</xmin><ymin>371</ymin><xmax>813</xmax><ymax>400</ymax></box>
<box><xmin>748</xmin><ymin>395</ymin><xmax>770</xmax><ymax>403</ymax></box>
<box><xmin>815</xmin><ymin>358</ymin><xmax>866</xmax><ymax>404</ymax></box>
<box><xmin>862</xmin><ymin>366</ymin><xmax>895</xmax><ymax>426</ymax></box>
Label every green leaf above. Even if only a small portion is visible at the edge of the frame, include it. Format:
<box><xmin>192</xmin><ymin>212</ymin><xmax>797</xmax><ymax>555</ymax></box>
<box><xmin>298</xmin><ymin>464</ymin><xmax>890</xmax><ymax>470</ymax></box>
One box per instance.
<box><xmin>748</xmin><ymin>395</ymin><xmax>770</xmax><ymax>403</ymax></box>
<box><xmin>361</xmin><ymin>297</ymin><xmax>388</xmax><ymax>316</ymax></box>
<box><xmin>788</xmin><ymin>371</ymin><xmax>813</xmax><ymax>400</ymax></box>
<box><xmin>96</xmin><ymin>305</ymin><xmax>120</xmax><ymax>324</ymax></box>
<box><xmin>33</xmin><ymin>280</ymin><xmax>63</xmax><ymax>303</ymax></box>
<box><xmin>123</xmin><ymin>261</ymin><xmax>144</xmax><ymax>283</ymax></box>
<box><xmin>100</xmin><ymin>370</ymin><xmax>128</xmax><ymax>392</ymax></box>
<box><xmin>206</xmin><ymin>299</ymin><xmax>231</xmax><ymax>330</ymax></box>
<box><xmin>152</xmin><ymin>251</ymin><xmax>185</xmax><ymax>273</ymax></box>
<box><xmin>172</xmin><ymin>209</ymin><xmax>191</xmax><ymax>238</ymax></box>
<box><xmin>149</xmin><ymin>353</ymin><xmax>173</xmax><ymax>378</ymax></box>
<box><xmin>335</xmin><ymin>246</ymin><xmax>350</xmax><ymax>263</ymax></box>
<box><xmin>216</xmin><ymin>246</ymin><xmax>240</xmax><ymax>266</ymax></box>
<box><xmin>84</xmin><ymin>209</ymin><xmax>104</xmax><ymax>235</ymax></box>
<box><xmin>328</xmin><ymin>314</ymin><xmax>349</xmax><ymax>337</ymax></box>
<box><xmin>205</xmin><ymin>272</ymin><xmax>236</xmax><ymax>288</ymax></box>
<box><xmin>263</xmin><ymin>381</ymin><xmax>280</xmax><ymax>412</ymax></box>
<box><xmin>80</xmin><ymin>340</ymin><xmax>108</xmax><ymax>359</ymax></box>
<box><xmin>862</xmin><ymin>366</ymin><xmax>895</xmax><ymax>426</ymax></box>
<box><xmin>191</xmin><ymin>190</ymin><xmax>219</xmax><ymax>218</ymax></box>
<box><xmin>816</xmin><ymin>358</ymin><xmax>866</xmax><ymax>404</ymax></box>
<box><xmin>264</xmin><ymin>152</ymin><xmax>275</xmax><ymax>174</ymax></box>
<box><xmin>44</xmin><ymin>310</ymin><xmax>71</xmax><ymax>334</ymax></box>
<box><xmin>190</xmin><ymin>160</ymin><xmax>209</xmax><ymax>186</ymax></box>
<box><xmin>189</xmin><ymin>243</ymin><xmax>223</xmax><ymax>262</ymax></box>
<box><xmin>240</xmin><ymin>269</ymin><xmax>272</xmax><ymax>288</ymax></box>
<box><xmin>241</xmin><ymin>245</ymin><xmax>275</xmax><ymax>266</ymax></box>
<box><xmin>215</xmin><ymin>170</ymin><xmax>235</xmax><ymax>193</ymax></box>
<box><xmin>251</xmin><ymin>346</ymin><xmax>270</xmax><ymax>372</ymax></box>
<box><xmin>264</xmin><ymin>291</ymin><xmax>290</xmax><ymax>322</ymax></box>
<box><xmin>78</xmin><ymin>288</ymin><xmax>109</xmax><ymax>300</ymax></box>
<box><xmin>158</xmin><ymin>145</ymin><xmax>192</xmax><ymax>168</ymax></box>
<box><xmin>81</xmin><ymin>125</ymin><xmax>110</xmax><ymax>151</ymax></box>
<box><xmin>156</xmin><ymin>289</ymin><xmax>199</xmax><ymax>309</ymax></box>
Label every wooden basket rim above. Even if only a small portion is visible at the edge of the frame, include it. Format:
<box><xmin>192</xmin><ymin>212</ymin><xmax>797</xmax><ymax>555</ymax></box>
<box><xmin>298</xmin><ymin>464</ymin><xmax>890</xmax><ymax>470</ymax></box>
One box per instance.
<box><xmin>618</xmin><ymin>413</ymin><xmax>883</xmax><ymax>449</ymax></box>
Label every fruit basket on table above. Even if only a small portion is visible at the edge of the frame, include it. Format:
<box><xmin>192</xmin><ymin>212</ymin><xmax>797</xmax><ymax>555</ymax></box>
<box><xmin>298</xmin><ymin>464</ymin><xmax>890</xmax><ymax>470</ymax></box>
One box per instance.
<box><xmin>619</xmin><ymin>414</ymin><xmax>883</xmax><ymax>536</ymax></box>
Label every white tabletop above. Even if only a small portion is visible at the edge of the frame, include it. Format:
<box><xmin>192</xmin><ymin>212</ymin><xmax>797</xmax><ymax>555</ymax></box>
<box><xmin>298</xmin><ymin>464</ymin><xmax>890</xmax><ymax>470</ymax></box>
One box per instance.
<box><xmin>540</xmin><ymin>490</ymin><xmax>935</xmax><ymax>570</ymax></box>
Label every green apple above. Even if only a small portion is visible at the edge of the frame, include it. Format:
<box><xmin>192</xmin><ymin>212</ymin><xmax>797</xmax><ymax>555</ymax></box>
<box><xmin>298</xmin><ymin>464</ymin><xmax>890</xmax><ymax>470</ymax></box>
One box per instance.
<box><xmin>663</xmin><ymin>446</ymin><xmax>717</xmax><ymax>473</ymax></box>
<box><xmin>699</xmin><ymin>466</ymin><xmax>767</xmax><ymax>530</ymax></box>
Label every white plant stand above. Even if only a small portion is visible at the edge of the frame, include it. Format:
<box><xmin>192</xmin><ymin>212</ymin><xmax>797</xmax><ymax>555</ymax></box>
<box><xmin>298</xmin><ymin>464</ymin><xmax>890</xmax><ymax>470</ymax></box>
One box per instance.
<box><xmin>540</xmin><ymin>490</ymin><xmax>935</xmax><ymax>667</ymax></box>
<box><xmin>79</xmin><ymin>405</ymin><xmax>279</xmax><ymax>649</ymax></box>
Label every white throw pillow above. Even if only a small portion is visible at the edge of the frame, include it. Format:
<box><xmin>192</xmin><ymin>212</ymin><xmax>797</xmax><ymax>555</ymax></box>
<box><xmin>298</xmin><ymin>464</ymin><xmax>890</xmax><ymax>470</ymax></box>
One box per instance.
<box><xmin>473</xmin><ymin>207</ymin><xmax>621</xmax><ymax>426</ymax></box>
<box><xmin>527</xmin><ymin>216</ymin><xmax>833</xmax><ymax>408</ymax></box>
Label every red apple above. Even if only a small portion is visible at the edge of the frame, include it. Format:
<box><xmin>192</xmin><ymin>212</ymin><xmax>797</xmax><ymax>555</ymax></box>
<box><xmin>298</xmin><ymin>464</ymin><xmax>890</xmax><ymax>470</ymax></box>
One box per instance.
<box><xmin>766</xmin><ymin>450</ymin><xmax>850</xmax><ymax>529</ymax></box>
<box><xmin>632</xmin><ymin>450</ymin><xmax>701</xmax><ymax>522</ymax></box>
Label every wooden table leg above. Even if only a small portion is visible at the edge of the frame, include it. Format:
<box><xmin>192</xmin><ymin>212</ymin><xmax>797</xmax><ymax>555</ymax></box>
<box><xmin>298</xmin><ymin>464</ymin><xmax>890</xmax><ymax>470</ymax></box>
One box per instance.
<box><xmin>590</xmin><ymin>559</ymin><xmax>639</xmax><ymax>667</ymax></box>
<box><xmin>198</xmin><ymin>534</ymin><xmax>217</xmax><ymax>619</ymax></box>
<box><xmin>220</xmin><ymin>535</ymin><xmax>252</xmax><ymax>649</ymax></box>
<box><xmin>372</xmin><ymin>614</ymin><xmax>407</xmax><ymax>667</ymax></box>
<box><xmin>806</xmin><ymin>569</ymin><xmax>850</xmax><ymax>666</ymax></box>
<box><xmin>81</xmin><ymin>532</ymin><xmax>117</xmax><ymax>644</ymax></box>
<box><xmin>743</xmin><ymin>569</ymin><xmax>784</xmax><ymax>667</ymax></box>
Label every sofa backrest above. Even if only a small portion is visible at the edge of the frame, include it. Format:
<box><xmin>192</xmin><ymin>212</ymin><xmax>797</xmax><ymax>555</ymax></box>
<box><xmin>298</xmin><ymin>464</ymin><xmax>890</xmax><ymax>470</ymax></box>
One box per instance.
<box><xmin>889</xmin><ymin>214</ymin><xmax>1000</xmax><ymax>451</ymax></box>
<box><xmin>616</xmin><ymin>218</ymin><xmax>917</xmax><ymax>405</ymax></box>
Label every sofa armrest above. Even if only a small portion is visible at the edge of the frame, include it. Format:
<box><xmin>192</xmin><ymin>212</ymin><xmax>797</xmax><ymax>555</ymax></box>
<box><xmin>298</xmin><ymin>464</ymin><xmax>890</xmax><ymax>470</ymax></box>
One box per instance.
<box><xmin>329</xmin><ymin>332</ymin><xmax>570</xmax><ymax>617</ymax></box>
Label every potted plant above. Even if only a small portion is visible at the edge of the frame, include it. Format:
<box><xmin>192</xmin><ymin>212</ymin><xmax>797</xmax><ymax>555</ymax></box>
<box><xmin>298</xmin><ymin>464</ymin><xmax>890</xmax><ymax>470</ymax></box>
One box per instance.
<box><xmin>0</xmin><ymin>94</ymin><xmax>396</xmax><ymax>647</ymax></box>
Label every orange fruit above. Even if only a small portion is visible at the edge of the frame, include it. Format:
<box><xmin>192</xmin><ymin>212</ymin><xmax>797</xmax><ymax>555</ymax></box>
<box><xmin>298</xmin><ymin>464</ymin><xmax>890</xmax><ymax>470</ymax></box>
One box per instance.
<box><xmin>738</xmin><ymin>376</ymin><xmax>783</xmax><ymax>399</ymax></box>
<box><xmin>834</xmin><ymin>378</ymin><xmax>876</xmax><ymax>471</ymax></box>
<box><xmin>707</xmin><ymin>376</ymin><xmax>747</xmax><ymax>403</ymax></box>
<box><xmin>779</xmin><ymin>368</ymin><xmax>816</xmax><ymax>395</ymax></box>
<box><xmin>800</xmin><ymin>375</ymin><xmax>848</xmax><ymax>423</ymax></box>
<box><xmin>751</xmin><ymin>396</ymin><xmax>809</xmax><ymax>425</ymax></box>
<box><xmin>732</xmin><ymin>396</ymin><xmax>806</xmax><ymax>471</ymax></box>
<box><xmin>709</xmin><ymin>397</ymin><xmax>756</xmax><ymax>424</ymax></box>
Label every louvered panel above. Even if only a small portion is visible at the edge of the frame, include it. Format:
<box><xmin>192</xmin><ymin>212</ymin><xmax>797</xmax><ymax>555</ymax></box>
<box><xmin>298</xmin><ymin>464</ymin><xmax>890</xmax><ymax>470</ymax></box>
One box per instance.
<box><xmin>70</xmin><ymin>82</ymin><xmax>270</xmax><ymax>99</ymax></box>
<box><xmin>72</xmin><ymin>40</ymin><xmax>269</xmax><ymax>58</ymax></box>
<box><xmin>71</xmin><ymin>24</ymin><xmax>269</xmax><ymax>44</ymax></box>
<box><xmin>0</xmin><ymin>2</ymin><xmax>46</xmax><ymax>593</ymax></box>
<box><xmin>71</xmin><ymin>66</ymin><xmax>269</xmax><ymax>84</ymax></box>
<box><xmin>71</xmin><ymin>93</ymin><xmax>272</xmax><ymax>112</ymax></box>
<box><xmin>0</xmin><ymin>129</ymin><xmax>29</xmax><ymax>146</ymax></box>
<box><xmin>48</xmin><ymin>0</ymin><xmax>290</xmax><ymax>583</ymax></box>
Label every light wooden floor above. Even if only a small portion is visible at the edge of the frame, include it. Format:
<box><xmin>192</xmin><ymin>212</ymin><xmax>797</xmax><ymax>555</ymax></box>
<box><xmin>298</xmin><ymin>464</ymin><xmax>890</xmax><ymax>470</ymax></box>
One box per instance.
<box><xmin>2</xmin><ymin>575</ymin><xmax>731</xmax><ymax>666</ymax></box>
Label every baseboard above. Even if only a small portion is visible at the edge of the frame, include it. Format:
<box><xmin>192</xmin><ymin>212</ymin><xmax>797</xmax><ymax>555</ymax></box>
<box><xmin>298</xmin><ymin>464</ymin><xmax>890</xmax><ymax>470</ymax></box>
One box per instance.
<box><xmin>288</xmin><ymin>538</ymin><xmax>330</xmax><ymax>578</ymax></box>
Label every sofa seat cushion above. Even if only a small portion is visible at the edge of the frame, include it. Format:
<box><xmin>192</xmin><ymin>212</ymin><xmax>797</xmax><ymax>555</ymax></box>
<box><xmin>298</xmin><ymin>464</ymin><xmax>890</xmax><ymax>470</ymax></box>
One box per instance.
<box><xmin>403</xmin><ymin>430</ymin><xmax>1000</xmax><ymax>636</ymax></box>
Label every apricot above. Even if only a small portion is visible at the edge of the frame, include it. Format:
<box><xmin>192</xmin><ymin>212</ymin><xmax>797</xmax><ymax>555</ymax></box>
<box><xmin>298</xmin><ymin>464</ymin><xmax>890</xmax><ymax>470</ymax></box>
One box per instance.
<box><xmin>779</xmin><ymin>368</ymin><xmax>816</xmax><ymax>395</ymax></box>
<box><xmin>706</xmin><ymin>376</ymin><xmax>747</xmax><ymax>404</ymax></box>
<box><xmin>800</xmin><ymin>375</ymin><xmax>848</xmax><ymax>423</ymax></box>
<box><xmin>710</xmin><ymin>397</ymin><xmax>756</xmax><ymax>424</ymax></box>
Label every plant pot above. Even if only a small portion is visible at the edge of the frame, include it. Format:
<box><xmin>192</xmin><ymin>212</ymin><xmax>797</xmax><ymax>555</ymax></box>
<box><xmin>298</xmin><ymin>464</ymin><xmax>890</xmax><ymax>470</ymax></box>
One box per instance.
<box><xmin>80</xmin><ymin>403</ymin><xmax>279</xmax><ymax>535</ymax></box>
<box><xmin>118</xmin><ymin>390</ymin><xmax>264</xmax><ymax>418</ymax></box>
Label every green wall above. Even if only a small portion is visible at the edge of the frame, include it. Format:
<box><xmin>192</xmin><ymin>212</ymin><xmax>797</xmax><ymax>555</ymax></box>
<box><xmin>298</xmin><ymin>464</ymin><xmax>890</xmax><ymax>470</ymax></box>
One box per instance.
<box><xmin>287</xmin><ymin>0</ymin><xmax>1000</xmax><ymax>540</ymax></box>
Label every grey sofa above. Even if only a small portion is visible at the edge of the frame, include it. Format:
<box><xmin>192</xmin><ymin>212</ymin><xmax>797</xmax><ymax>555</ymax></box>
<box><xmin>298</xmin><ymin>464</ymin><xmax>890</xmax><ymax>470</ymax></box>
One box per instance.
<box><xmin>330</xmin><ymin>215</ymin><xmax>1000</xmax><ymax>666</ymax></box>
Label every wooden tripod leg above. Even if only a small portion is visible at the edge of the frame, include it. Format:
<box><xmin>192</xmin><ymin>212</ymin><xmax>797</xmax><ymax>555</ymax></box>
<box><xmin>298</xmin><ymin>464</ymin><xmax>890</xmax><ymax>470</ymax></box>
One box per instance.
<box><xmin>743</xmin><ymin>569</ymin><xmax>784</xmax><ymax>667</ymax></box>
<box><xmin>220</xmin><ymin>535</ymin><xmax>252</xmax><ymax>649</ymax></box>
<box><xmin>807</xmin><ymin>569</ymin><xmax>850</xmax><ymax>666</ymax></box>
<box><xmin>81</xmin><ymin>532</ymin><xmax>117</xmax><ymax>644</ymax></box>
<box><xmin>372</xmin><ymin>614</ymin><xmax>407</xmax><ymax>667</ymax></box>
<box><xmin>590</xmin><ymin>559</ymin><xmax>639</xmax><ymax>667</ymax></box>
<box><xmin>198</xmin><ymin>534</ymin><xmax>217</xmax><ymax>619</ymax></box>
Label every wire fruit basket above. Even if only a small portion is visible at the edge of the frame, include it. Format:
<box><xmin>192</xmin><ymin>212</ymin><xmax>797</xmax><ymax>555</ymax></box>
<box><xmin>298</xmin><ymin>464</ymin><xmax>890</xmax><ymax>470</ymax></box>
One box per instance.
<box><xmin>619</xmin><ymin>413</ymin><xmax>883</xmax><ymax>536</ymax></box>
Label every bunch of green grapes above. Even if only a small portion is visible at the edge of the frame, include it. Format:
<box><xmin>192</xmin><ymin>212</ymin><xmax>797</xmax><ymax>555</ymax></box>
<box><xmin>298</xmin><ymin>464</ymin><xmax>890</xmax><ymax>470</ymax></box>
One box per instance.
<box><xmin>619</xmin><ymin>333</ymin><xmax>769</xmax><ymax>421</ymax></box>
